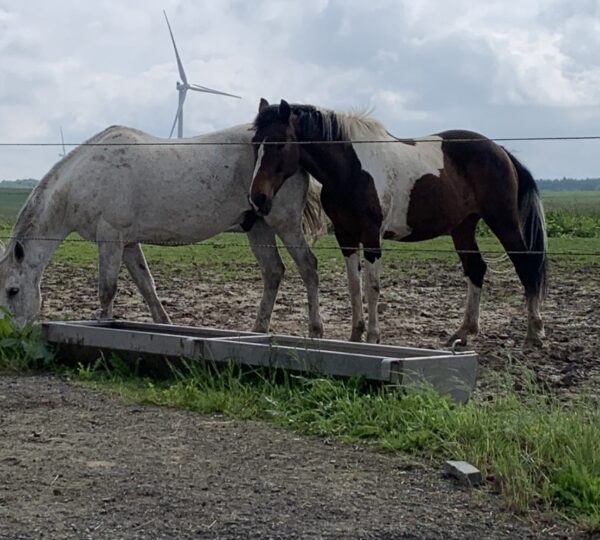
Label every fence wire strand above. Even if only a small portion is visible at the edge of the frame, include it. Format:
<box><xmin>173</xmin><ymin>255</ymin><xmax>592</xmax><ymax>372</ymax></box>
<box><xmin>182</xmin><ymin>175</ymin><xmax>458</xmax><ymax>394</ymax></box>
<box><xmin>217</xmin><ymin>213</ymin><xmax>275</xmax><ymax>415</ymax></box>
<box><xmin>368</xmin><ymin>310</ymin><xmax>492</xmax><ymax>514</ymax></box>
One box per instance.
<box><xmin>2</xmin><ymin>135</ymin><xmax>600</xmax><ymax>147</ymax></box>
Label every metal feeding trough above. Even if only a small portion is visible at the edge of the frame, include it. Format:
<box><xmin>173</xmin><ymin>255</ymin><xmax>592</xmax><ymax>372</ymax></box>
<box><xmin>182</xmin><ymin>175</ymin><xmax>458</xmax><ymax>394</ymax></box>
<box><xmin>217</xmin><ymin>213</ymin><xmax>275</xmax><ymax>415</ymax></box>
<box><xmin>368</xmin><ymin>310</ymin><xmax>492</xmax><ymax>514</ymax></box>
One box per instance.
<box><xmin>42</xmin><ymin>320</ymin><xmax>478</xmax><ymax>403</ymax></box>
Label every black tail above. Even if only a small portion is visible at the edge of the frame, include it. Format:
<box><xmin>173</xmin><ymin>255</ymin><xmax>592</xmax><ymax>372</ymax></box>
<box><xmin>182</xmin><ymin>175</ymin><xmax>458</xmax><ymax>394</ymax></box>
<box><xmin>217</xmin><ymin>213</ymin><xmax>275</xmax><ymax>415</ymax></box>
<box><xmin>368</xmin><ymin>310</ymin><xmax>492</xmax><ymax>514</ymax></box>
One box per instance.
<box><xmin>504</xmin><ymin>149</ymin><xmax>548</xmax><ymax>301</ymax></box>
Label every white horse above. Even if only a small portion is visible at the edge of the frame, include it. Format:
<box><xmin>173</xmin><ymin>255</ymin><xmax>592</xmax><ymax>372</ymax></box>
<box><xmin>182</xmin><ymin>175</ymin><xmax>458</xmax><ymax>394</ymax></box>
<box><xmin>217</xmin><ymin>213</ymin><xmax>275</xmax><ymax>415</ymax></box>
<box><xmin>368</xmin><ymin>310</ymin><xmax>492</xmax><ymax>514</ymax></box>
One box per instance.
<box><xmin>0</xmin><ymin>124</ymin><xmax>325</xmax><ymax>337</ymax></box>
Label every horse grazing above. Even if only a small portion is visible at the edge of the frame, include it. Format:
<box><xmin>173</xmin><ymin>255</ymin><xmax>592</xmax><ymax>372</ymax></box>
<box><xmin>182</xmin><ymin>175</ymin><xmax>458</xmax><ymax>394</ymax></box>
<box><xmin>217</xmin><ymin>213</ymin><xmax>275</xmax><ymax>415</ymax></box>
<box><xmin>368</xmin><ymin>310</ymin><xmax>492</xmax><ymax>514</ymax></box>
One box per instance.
<box><xmin>249</xmin><ymin>99</ymin><xmax>547</xmax><ymax>347</ymax></box>
<box><xmin>0</xmin><ymin>123</ymin><xmax>324</xmax><ymax>337</ymax></box>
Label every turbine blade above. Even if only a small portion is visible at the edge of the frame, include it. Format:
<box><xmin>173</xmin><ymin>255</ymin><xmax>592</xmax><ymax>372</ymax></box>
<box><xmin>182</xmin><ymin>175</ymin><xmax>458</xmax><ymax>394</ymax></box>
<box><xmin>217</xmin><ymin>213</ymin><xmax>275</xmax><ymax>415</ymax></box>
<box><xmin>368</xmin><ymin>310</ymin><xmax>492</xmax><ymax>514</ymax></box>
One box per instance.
<box><xmin>163</xmin><ymin>10</ymin><xmax>188</xmax><ymax>85</ymax></box>
<box><xmin>189</xmin><ymin>83</ymin><xmax>241</xmax><ymax>99</ymax></box>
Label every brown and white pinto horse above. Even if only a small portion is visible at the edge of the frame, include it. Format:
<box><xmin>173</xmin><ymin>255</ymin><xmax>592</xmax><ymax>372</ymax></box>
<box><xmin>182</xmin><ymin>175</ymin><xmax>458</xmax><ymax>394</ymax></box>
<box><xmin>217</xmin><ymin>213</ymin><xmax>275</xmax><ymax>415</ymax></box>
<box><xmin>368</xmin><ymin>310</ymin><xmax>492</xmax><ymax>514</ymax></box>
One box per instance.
<box><xmin>249</xmin><ymin>99</ymin><xmax>548</xmax><ymax>347</ymax></box>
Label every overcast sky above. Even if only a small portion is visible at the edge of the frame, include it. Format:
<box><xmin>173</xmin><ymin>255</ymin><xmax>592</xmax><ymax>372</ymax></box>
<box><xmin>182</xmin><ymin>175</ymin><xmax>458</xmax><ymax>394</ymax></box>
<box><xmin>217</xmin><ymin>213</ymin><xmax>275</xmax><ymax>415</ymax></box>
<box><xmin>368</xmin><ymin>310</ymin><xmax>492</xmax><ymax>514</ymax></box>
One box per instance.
<box><xmin>1</xmin><ymin>0</ymin><xmax>599</xmax><ymax>180</ymax></box>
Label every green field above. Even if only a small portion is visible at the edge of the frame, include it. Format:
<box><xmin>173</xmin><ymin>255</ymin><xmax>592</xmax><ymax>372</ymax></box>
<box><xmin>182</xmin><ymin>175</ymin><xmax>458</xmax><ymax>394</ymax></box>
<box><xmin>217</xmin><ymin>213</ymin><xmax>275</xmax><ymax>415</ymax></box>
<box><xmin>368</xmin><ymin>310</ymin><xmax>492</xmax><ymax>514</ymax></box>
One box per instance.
<box><xmin>2</xmin><ymin>188</ymin><xmax>599</xmax><ymax>234</ymax></box>
<box><xmin>0</xmin><ymin>188</ymin><xmax>29</xmax><ymax>224</ymax></box>
<box><xmin>541</xmin><ymin>190</ymin><xmax>600</xmax><ymax>214</ymax></box>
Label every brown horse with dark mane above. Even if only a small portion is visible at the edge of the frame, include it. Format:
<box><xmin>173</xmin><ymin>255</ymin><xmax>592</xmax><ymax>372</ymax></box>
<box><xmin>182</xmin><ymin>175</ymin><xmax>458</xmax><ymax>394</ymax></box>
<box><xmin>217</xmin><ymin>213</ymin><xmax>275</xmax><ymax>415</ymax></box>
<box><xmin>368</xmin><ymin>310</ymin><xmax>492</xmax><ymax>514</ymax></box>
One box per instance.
<box><xmin>249</xmin><ymin>99</ymin><xmax>547</xmax><ymax>347</ymax></box>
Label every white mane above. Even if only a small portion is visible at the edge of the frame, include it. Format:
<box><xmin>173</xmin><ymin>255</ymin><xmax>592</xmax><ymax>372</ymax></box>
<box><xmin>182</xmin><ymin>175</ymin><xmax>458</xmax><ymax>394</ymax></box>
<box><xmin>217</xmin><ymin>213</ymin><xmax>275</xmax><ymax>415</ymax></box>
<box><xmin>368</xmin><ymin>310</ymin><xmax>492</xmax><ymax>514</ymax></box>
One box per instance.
<box><xmin>317</xmin><ymin>107</ymin><xmax>390</xmax><ymax>142</ymax></box>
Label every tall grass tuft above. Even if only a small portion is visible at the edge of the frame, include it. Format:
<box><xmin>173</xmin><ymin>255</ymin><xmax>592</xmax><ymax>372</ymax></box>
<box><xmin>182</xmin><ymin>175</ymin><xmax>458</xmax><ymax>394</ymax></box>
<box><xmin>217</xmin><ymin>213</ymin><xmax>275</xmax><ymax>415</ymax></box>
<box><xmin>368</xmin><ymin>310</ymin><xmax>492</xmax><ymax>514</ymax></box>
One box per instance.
<box><xmin>0</xmin><ymin>308</ymin><xmax>54</xmax><ymax>372</ymax></box>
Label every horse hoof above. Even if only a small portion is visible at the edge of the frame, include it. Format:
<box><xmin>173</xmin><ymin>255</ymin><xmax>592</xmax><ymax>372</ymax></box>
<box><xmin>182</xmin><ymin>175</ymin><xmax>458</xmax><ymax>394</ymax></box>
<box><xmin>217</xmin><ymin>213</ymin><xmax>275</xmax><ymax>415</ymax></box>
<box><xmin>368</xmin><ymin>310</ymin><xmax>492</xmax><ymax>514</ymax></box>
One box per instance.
<box><xmin>523</xmin><ymin>336</ymin><xmax>544</xmax><ymax>349</ymax></box>
<box><xmin>366</xmin><ymin>332</ymin><xmax>380</xmax><ymax>344</ymax></box>
<box><xmin>309</xmin><ymin>324</ymin><xmax>324</xmax><ymax>339</ymax></box>
<box><xmin>446</xmin><ymin>334</ymin><xmax>467</xmax><ymax>348</ymax></box>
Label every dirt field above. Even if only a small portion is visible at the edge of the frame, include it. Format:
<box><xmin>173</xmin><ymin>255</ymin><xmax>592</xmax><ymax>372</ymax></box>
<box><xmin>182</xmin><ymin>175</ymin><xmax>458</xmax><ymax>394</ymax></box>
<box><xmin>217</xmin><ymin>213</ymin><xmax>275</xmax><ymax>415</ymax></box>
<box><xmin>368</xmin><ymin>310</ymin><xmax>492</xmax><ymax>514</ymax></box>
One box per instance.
<box><xmin>2</xmin><ymin>257</ymin><xmax>598</xmax><ymax>538</ymax></box>
<box><xmin>0</xmin><ymin>375</ymin><xmax>579</xmax><ymax>539</ymax></box>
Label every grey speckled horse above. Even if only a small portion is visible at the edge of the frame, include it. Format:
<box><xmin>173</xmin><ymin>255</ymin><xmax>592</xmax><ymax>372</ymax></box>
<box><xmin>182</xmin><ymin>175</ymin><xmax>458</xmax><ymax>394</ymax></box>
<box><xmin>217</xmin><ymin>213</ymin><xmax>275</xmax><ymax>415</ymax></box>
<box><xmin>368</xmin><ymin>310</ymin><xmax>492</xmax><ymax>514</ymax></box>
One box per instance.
<box><xmin>0</xmin><ymin>123</ymin><xmax>325</xmax><ymax>337</ymax></box>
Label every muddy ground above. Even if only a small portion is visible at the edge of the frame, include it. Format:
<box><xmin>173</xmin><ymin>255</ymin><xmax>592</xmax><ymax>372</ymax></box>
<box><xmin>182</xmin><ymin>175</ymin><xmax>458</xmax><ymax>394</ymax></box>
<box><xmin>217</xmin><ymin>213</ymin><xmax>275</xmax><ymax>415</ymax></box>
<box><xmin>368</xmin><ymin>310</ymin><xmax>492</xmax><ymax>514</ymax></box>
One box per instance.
<box><xmin>2</xmin><ymin>258</ymin><xmax>598</xmax><ymax>538</ymax></box>
<box><xmin>41</xmin><ymin>257</ymin><xmax>600</xmax><ymax>399</ymax></box>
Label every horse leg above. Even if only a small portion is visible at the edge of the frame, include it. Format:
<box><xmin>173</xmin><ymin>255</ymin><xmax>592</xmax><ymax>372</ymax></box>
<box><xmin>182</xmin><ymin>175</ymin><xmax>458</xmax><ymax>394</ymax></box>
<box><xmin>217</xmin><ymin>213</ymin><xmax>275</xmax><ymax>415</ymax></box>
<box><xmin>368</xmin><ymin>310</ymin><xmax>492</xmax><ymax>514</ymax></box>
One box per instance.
<box><xmin>362</xmin><ymin>257</ymin><xmax>381</xmax><ymax>343</ymax></box>
<box><xmin>122</xmin><ymin>243</ymin><xmax>171</xmax><ymax>324</ymax></box>
<box><xmin>483</xmin><ymin>214</ymin><xmax>545</xmax><ymax>347</ymax></box>
<box><xmin>275</xmin><ymin>227</ymin><xmax>323</xmax><ymax>338</ymax></box>
<box><xmin>332</xmin><ymin>227</ymin><xmax>364</xmax><ymax>342</ymax></box>
<box><xmin>97</xmin><ymin>240</ymin><xmax>124</xmax><ymax>320</ymax></box>
<box><xmin>247</xmin><ymin>219</ymin><xmax>285</xmax><ymax>334</ymax></box>
<box><xmin>448</xmin><ymin>215</ymin><xmax>487</xmax><ymax>346</ymax></box>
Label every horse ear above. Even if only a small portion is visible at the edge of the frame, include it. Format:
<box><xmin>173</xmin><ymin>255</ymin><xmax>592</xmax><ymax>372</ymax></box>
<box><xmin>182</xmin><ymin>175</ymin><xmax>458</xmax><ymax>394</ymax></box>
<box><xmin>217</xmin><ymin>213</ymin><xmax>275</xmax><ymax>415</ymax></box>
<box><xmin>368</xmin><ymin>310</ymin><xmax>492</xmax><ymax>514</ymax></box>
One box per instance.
<box><xmin>279</xmin><ymin>99</ymin><xmax>291</xmax><ymax>123</ymax></box>
<box><xmin>259</xmin><ymin>98</ymin><xmax>269</xmax><ymax>113</ymax></box>
<box><xmin>13</xmin><ymin>241</ymin><xmax>24</xmax><ymax>264</ymax></box>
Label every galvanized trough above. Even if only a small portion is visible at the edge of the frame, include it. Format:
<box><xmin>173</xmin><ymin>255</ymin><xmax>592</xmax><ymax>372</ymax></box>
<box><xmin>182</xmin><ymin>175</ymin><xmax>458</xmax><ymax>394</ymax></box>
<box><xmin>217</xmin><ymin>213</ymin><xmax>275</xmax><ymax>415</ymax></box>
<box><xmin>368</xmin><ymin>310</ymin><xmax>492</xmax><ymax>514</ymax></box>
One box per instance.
<box><xmin>42</xmin><ymin>320</ymin><xmax>478</xmax><ymax>403</ymax></box>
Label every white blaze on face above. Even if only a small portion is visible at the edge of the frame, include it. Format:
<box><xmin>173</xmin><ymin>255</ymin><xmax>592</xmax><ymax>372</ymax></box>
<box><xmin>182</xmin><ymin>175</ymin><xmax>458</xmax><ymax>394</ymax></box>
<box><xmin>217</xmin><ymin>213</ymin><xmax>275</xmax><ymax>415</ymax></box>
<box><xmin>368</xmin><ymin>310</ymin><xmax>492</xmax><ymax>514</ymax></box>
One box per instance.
<box><xmin>252</xmin><ymin>140</ymin><xmax>266</xmax><ymax>183</ymax></box>
<box><xmin>351</xmin><ymin>135</ymin><xmax>444</xmax><ymax>239</ymax></box>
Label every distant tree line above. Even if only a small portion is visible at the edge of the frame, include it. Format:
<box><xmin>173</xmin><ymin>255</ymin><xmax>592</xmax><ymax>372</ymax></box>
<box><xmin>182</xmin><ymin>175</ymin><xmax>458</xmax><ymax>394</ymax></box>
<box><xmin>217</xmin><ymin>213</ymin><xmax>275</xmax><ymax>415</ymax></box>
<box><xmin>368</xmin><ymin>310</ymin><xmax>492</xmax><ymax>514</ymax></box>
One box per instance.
<box><xmin>536</xmin><ymin>178</ymin><xmax>600</xmax><ymax>191</ymax></box>
<box><xmin>0</xmin><ymin>178</ymin><xmax>38</xmax><ymax>189</ymax></box>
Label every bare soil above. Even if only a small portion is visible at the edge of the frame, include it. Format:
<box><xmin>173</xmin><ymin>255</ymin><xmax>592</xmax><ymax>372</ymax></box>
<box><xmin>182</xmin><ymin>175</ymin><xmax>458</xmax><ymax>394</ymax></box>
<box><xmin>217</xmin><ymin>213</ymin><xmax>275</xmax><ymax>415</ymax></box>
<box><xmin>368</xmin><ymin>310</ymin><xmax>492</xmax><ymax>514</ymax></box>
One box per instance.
<box><xmin>2</xmin><ymin>258</ymin><xmax>598</xmax><ymax>538</ymax></box>
<box><xmin>41</xmin><ymin>258</ymin><xmax>600</xmax><ymax>399</ymax></box>
<box><xmin>0</xmin><ymin>375</ymin><xmax>579</xmax><ymax>539</ymax></box>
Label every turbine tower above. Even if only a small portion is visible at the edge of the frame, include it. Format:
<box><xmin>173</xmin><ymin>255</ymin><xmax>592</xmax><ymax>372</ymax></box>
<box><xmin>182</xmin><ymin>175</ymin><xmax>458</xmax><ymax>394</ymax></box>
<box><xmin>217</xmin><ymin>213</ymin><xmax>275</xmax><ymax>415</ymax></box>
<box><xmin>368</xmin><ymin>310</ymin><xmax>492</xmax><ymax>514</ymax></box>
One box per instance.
<box><xmin>163</xmin><ymin>10</ymin><xmax>241</xmax><ymax>138</ymax></box>
<box><xmin>58</xmin><ymin>127</ymin><xmax>66</xmax><ymax>158</ymax></box>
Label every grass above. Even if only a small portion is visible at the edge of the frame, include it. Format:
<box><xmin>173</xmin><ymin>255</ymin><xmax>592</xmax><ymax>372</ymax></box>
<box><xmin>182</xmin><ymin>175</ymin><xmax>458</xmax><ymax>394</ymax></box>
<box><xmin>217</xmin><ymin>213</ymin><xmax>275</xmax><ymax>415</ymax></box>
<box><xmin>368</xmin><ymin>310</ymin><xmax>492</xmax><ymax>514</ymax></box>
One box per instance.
<box><xmin>0</xmin><ymin>308</ymin><xmax>54</xmax><ymax>372</ymax></box>
<box><xmin>2</xmin><ymin>219</ymin><xmax>600</xmax><ymax>277</ymax></box>
<box><xmin>69</xmin><ymin>355</ymin><xmax>600</xmax><ymax>531</ymax></box>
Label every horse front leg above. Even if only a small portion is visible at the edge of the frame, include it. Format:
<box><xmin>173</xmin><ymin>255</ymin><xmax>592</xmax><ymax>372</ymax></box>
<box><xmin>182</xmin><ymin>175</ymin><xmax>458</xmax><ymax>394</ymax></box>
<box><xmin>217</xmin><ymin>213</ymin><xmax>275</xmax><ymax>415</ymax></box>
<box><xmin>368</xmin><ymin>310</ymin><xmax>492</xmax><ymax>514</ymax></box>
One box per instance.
<box><xmin>364</xmin><ymin>256</ymin><xmax>382</xmax><ymax>344</ymax></box>
<box><xmin>342</xmin><ymin>251</ymin><xmax>365</xmax><ymax>342</ymax></box>
<box><xmin>247</xmin><ymin>219</ymin><xmax>285</xmax><ymax>334</ymax></box>
<box><xmin>275</xmin><ymin>228</ymin><xmax>323</xmax><ymax>338</ymax></box>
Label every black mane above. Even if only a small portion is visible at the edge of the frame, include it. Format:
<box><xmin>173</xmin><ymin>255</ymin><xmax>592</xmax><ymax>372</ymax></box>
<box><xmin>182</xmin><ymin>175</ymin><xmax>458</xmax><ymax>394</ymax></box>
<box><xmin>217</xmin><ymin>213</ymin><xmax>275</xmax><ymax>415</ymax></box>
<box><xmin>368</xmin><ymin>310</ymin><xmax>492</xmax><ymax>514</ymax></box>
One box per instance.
<box><xmin>253</xmin><ymin>104</ymin><xmax>342</xmax><ymax>141</ymax></box>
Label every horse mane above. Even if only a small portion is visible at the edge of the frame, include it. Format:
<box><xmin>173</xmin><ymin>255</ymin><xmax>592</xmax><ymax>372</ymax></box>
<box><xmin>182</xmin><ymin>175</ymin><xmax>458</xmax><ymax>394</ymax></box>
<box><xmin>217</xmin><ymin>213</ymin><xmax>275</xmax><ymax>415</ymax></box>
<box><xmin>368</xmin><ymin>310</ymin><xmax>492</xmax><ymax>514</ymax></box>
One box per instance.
<box><xmin>254</xmin><ymin>104</ymin><xmax>389</xmax><ymax>142</ymax></box>
<box><xmin>11</xmin><ymin>126</ymin><xmax>122</xmax><ymax>239</ymax></box>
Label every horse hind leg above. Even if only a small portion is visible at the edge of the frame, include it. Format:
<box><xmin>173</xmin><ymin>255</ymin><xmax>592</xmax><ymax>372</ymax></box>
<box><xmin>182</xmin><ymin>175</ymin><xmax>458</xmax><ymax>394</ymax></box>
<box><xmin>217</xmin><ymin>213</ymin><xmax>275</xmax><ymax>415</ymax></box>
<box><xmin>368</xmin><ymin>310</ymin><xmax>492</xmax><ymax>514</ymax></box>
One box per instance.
<box><xmin>247</xmin><ymin>219</ymin><xmax>285</xmax><ymax>334</ymax></box>
<box><xmin>123</xmin><ymin>243</ymin><xmax>171</xmax><ymax>324</ymax></box>
<box><xmin>274</xmin><ymin>224</ymin><xmax>323</xmax><ymax>338</ymax></box>
<box><xmin>483</xmin><ymin>213</ymin><xmax>545</xmax><ymax>347</ymax></box>
<box><xmin>448</xmin><ymin>215</ymin><xmax>487</xmax><ymax>346</ymax></box>
<box><xmin>97</xmin><ymin>239</ymin><xmax>124</xmax><ymax>320</ymax></box>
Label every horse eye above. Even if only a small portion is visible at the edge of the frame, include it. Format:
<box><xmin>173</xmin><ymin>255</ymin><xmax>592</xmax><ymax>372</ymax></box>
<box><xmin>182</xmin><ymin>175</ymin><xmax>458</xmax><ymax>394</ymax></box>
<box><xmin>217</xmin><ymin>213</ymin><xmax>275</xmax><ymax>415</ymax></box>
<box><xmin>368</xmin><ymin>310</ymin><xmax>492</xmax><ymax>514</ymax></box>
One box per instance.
<box><xmin>7</xmin><ymin>287</ymin><xmax>19</xmax><ymax>298</ymax></box>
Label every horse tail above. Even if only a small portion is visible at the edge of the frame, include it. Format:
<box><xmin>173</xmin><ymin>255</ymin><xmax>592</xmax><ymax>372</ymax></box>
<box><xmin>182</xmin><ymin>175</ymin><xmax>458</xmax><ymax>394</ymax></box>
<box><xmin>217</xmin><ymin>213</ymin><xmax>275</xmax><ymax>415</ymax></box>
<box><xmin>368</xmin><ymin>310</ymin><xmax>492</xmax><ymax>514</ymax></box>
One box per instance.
<box><xmin>504</xmin><ymin>149</ymin><xmax>548</xmax><ymax>301</ymax></box>
<box><xmin>302</xmin><ymin>175</ymin><xmax>328</xmax><ymax>246</ymax></box>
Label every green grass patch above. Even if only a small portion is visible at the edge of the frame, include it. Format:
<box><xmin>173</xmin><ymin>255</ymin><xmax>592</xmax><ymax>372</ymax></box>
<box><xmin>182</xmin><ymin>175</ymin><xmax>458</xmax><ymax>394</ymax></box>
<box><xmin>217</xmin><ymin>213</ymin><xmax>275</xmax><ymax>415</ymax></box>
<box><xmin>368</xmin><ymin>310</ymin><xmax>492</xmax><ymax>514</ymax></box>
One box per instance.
<box><xmin>70</xmin><ymin>357</ymin><xmax>600</xmax><ymax>531</ymax></box>
<box><xmin>1</xmin><ymin>227</ymin><xmax>599</xmax><ymax>279</ymax></box>
<box><xmin>0</xmin><ymin>308</ymin><xmax>54</xmax><ymax>372</ymax></box>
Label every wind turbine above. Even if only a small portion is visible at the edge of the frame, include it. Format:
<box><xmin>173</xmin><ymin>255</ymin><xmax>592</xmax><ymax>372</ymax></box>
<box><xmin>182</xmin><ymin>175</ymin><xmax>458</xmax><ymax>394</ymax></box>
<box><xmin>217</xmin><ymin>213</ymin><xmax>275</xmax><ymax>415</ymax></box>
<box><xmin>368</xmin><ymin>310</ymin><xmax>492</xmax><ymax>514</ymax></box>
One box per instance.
<box><xmin>58</xmin><ymin>127</ymin><xmax>66</xmax><ymax>158</ymax></box>
<box><xmin>163</xmin><ymin>10</ymin><xmax>241</xmax><ymax>138</ymax></box>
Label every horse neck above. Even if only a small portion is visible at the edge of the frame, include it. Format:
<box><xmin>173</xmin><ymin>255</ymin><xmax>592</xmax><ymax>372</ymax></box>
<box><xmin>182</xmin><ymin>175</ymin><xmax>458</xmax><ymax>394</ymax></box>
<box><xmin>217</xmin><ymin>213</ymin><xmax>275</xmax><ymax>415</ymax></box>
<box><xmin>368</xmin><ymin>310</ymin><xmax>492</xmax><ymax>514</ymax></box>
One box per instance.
<box><xmin>297</xmin><ymin>127</ymin><xmax>355</xmax><ymax>192</ymax></box>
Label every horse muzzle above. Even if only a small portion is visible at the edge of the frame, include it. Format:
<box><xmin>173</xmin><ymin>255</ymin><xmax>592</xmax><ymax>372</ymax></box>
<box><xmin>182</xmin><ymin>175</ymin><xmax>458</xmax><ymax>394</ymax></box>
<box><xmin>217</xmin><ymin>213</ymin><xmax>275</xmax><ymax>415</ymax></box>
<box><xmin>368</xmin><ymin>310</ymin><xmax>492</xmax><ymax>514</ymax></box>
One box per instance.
<box><xmin>249</xmin><ymin>193</ymin><xmax>272</xmax><ymax>216</ymax></box>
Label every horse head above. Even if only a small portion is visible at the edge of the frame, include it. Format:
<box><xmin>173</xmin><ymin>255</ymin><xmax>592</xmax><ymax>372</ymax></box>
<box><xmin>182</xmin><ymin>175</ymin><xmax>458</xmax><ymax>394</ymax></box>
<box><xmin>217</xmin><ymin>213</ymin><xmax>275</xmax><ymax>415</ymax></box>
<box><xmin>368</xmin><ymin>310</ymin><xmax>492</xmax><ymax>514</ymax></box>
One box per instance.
<box><xmin>0</xmin><ymin>241</ymin><xmax>42</xmax><ymax>324</ymax></box>
<box><xmin>249</xmin><ymin>98</ymin><xmax>301</xmax><ymax>216</ymax></box>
